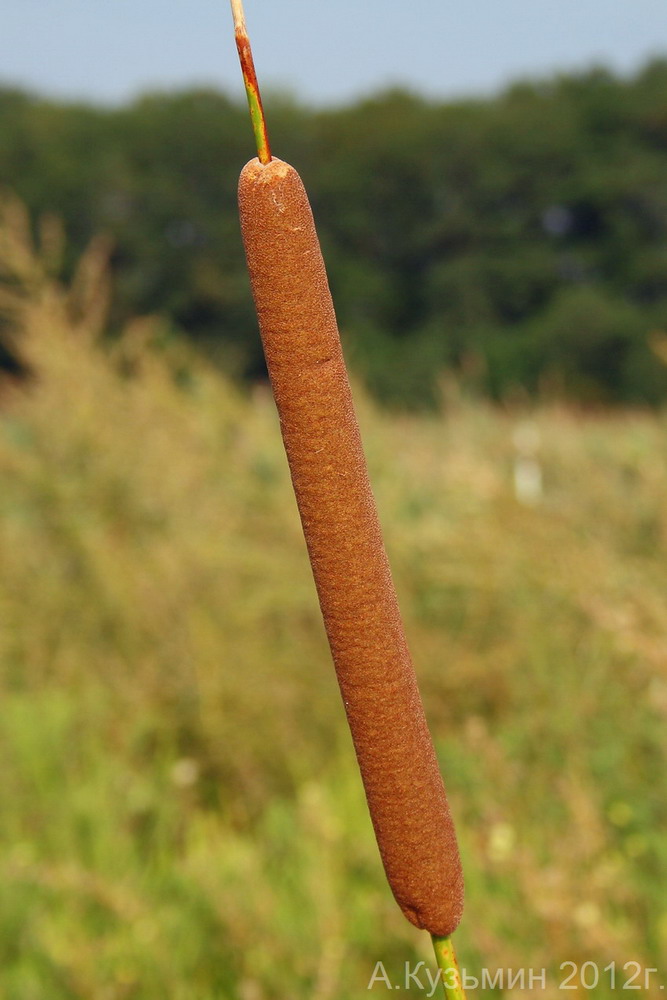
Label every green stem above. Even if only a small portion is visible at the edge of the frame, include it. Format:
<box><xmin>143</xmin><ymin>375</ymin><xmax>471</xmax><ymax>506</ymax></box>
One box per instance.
<box><xmin>234</xmin><ymin>30</ymin><xmax>271</xmax><ymax>164</ymax></box>
<box><xmin>244</xmin><ymin>76</ymin><xmax>271</xmax><ymax>164</ymax></box>
<box><xmin>230</xmin><ymin>0</ymin><xmax>271</xmax><ymax>163</ymax></box>
<box><xmin>432</xmin><ymin>935</ymin><xmax>467</xmax><ymax>1000</ymax></box>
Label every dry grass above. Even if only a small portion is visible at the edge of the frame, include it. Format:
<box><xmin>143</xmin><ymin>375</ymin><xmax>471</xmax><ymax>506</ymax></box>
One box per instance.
<box><xmin>0</xmin><ymin>198</ymin><xmax>666</xmax><ymax>998</ymax></box>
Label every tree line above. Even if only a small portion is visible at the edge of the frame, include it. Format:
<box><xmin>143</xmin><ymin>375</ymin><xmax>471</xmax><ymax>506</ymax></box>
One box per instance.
<box><xmin>3</xmin><ymin>60</ymin><xmax>667</xmax><ymax>408</ymax></box>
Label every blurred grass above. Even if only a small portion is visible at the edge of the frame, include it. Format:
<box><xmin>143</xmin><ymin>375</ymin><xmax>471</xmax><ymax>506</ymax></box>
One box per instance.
<box><xmin>0</xmin><ymin>195</ymin><xmax>666</xmax><ymax>999</ymax></box>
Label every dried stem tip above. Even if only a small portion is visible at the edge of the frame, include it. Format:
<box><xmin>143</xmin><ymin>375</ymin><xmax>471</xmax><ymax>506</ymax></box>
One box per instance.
<box><xmin>230</xmin><ymin>0</ymin><xmax>271</xmax><ymax>164</ymax></box>
<box><xmin>229</xmin><ymin>0</ymin><xmax>247</xmax><ymax>34</ymax></box>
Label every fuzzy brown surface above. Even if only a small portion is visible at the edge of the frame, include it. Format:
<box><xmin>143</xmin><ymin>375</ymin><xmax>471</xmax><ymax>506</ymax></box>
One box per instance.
<box><xmin>238</xmin><ymin>157</ymin><xmax>464</xmax><ymax>937</ymax></box>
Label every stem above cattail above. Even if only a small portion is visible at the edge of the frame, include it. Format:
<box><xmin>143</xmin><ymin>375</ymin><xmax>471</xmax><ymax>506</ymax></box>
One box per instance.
<box><xmin>230</xmin><ymin>0</ymin><xmax>272</xmax><ymax>164</ymax></box>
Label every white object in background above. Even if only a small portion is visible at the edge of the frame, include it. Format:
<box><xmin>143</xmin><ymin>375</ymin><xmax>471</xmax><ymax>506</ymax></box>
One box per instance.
<box><xmin>512</xmin><ymin>421</ymin><xmax>543</xmax><ymax>505</ymax></box>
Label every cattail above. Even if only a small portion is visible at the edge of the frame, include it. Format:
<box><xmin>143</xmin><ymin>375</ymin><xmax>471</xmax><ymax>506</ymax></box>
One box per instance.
<box><xmin>230</xmin><ymin>0</ymin><xmax>465</xmax><ymax>960</ymax></box>
<box><xmin>238</xmin><ymin>158</ymin><xmax>463</xmax><ymax>937</ymax></box>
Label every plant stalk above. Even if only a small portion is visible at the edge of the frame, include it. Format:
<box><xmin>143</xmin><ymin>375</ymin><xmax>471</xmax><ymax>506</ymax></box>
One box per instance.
<box><xmin>229</xmin><ymin>0</ymin><xmax>272</xmax><ymax>163</ymax></box>
<box><xmin>432</xmin><ymin>935</ymin><xmax>467</xmax><ymax>1000</ymax></box>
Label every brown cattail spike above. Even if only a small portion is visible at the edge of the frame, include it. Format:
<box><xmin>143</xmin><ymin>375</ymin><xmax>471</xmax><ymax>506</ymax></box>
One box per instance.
<box><xmin>238</xmin><ymin>157</ymin><xmax>464</xmax><ymax>937</ymax></box>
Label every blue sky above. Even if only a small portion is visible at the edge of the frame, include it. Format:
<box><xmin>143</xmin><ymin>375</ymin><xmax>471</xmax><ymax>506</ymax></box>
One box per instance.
<box><xmin>1</xmin><ymin>0</ymin><xmax>666</xmax><ymax>107</ymax></box>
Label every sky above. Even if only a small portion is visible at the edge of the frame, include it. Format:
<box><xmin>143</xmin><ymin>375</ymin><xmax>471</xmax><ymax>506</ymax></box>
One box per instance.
<box><xmin>1</xmin><ymin>0</ymin><xmax>666</xmax><ymax>108</ymax></box>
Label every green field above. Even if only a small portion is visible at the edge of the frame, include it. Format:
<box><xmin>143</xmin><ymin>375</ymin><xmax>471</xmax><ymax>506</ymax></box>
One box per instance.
<box><xmin>1</xmin><ymin>199</ymin><xmax>666</xmax><ymax>998</ymax></box>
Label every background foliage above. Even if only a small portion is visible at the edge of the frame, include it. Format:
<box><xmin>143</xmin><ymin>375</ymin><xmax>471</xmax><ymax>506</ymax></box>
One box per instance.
<box><xmin>4</xmin><ymin>60</ymin><xmax>667</xmax><ymax>407</ymax></box>
<box><xmin>0</xmin><ymin>193</ymin><xmax>666</xmax><ymax>997</ymax></box>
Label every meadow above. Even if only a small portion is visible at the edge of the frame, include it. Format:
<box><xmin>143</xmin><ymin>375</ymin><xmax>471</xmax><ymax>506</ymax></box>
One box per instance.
<box><xmin>1</xmin><ymin>197</ymin><xmax>666</xmax><ymax>998</ymax></box>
